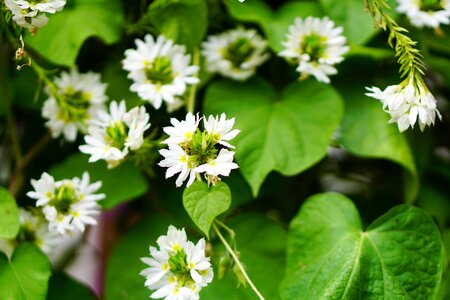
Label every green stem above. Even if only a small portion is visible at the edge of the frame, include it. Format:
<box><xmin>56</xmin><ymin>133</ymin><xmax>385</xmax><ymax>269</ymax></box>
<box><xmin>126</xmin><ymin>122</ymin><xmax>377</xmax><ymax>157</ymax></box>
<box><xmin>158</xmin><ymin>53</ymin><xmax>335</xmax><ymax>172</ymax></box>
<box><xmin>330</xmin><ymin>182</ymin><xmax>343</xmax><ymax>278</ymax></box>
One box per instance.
<box><xmin>212</xmin><ymin>222</ymin><xmax>265</xmax><ymax>300</ymax></box>
<box><xmin>186</xmin><ymin>48</ymin><xmax>200</xmax><ymax>113</ymax></box>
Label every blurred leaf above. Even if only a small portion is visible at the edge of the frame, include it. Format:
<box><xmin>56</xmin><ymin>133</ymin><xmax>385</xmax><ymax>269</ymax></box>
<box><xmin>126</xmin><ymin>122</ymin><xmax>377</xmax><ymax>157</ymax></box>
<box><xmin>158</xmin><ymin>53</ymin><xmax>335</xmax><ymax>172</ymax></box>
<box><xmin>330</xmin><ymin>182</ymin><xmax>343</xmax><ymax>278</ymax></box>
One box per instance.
<box><xmin>47</xmin><ymin>273</ymin><xmax>96</xmax><ymax>300</ymax></box>
<box><xmin>422</xmin><ymin>27</ymin><xmax>450</xmax><ymax>55</ymax></box>
<box><xmin>183</xmin><ymin>181</ymin><xmax>231</xmax><ymax>237</ymax></box>
<box><xmin>0</xmin><ymin>186</ymin><xmax>19</xmax><ymax>239</ymax></box>
<box><xmin>281</xmin><ymin>192</ymin><xmax>444</xmax><ymax>299</ymax></box>
<box><xmin>319</xmin><ymin>0</ymin><xmax>374</xmax><ymax>45</ymax></box>
<box><xmin>204</xmin><ymin>78</ymin><xmax>343</xmax><ymax>196</ymax></box>
<box><xmin>428</xmin><ymin>56</ymin><xmax>450</xmax><ymax>86</ymax></box>
<box><xmin>338</xmin><ymin>85</ymin><xmax>418</xmax><ymax>201</ymax></box>
<box><xmin>417</xmin><ymin>185</ymin><xmax>450</xmax><ymax>228</ymax></box>
<box><xmin>148</xmin><ymin>0</ymin><xmax>208</xmax><ymax>51</ymax></box>
<box><xmin>26</xmin><ymin>0</ymin><xmax>124</xmax><ymax>66</ymax></box>
<box><xmin>0</xmin><ymin>243</ymin><xmax>51</xmax><ymax>300</ymax></box>
<box><xmin>201</xmin><ymin>213</ymin><xmax>287</xmax><ymax>300</ymax></box>
<box><xmin>49</xmin><ymin>153</ymin><xmax>148</xmax><ymax>209</ymax></box>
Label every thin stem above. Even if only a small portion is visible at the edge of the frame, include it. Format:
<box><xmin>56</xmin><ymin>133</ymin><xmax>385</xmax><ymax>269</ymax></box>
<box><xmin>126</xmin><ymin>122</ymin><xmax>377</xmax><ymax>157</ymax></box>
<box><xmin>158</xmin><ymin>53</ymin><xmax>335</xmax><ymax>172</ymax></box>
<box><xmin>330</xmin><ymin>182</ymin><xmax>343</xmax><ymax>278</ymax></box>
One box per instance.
<box><xmin>212</xmin><ymin>222</ymin><xmax>265</xmax><ymax>300</ymax></box>
<box><xmin>186</xmin><ymin>48</ymin><xmax>200</xmax><ymax>113</ymax></box>
<box><xmin>215</xmin><ymin>219</ymin><xmax>235</xmax><ymax>240</ymax></box>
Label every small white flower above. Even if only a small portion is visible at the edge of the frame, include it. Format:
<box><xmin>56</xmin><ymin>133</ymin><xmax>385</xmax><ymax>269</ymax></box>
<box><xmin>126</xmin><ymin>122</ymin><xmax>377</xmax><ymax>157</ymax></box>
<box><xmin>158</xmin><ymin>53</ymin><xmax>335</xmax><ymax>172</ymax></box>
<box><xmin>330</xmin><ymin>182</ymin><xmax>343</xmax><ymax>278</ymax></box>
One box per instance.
<box><xmin>162</xmin><ymin>113</ymin><xmax>200</xmax><ymax>145</ymax></box>
<box><xmin>123</xmin><ymin>35</ymin><xmax>199</xmax><ymax>111</ymax></box>
<box><xmin>396</xmin><ymin>0</ymin><xmax>450</xmax><ymax>28</ymax></box>
<box><xmin>159</xmin><ymin>144</ymin><xmax>198</xmax><ymax>188</ymax></box>
<box><xmin>5</xmin><ymin>0</ymin><xmax>66</xmax><ymax>33</ymax></box>
<box><xmin>279</xmin><ymin>16</ymin><xmax>349</xmax><ymax>83</ymax></box>
<box><xmin>366</xmin><ymin>78</ymin><xmax>442</xmax><ymax>132</ymax></box>
<box><xmin>141</xmin><ymin>226</ymin><xmax>213</xmax><ymax>300</ymax></box>
<box><xmin>79</xmin><ymin>100</ymin><xmax>151</xmax><ymax>168</ymax></box>
<box><xmin>203</xmin><ymin>113</ymin><xmax>240</xmax><ymax>148</ymax></box>
<box><xmin>27</xmin><ymin>172</ymin><xmax>105</xmax><ymax>235</ymax></box>
<box><xmin>202</xmin><ymin>27</ymin><xmax>269</xmax><ymax>81</ymax></box>
<box><xmin>42</xmin><ymin>69</ymin><xmax>108</xmax><ymax>142</ymax></box>
<box><xmin>195</xmin><ymin>149</ymin><xmax>239</xmax><ymax>177</ymax></box>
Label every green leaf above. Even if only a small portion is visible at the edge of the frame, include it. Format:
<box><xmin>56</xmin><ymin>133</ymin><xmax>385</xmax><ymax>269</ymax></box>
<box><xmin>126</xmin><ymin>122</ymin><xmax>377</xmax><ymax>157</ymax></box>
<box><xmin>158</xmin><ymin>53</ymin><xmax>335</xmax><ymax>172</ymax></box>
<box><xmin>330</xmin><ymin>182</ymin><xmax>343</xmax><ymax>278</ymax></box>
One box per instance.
<box><xmin>201</xmin><ymin>213</ymin><xmax>287</xmax><ymax>300</ymax></box>
<box><xmin>105</xmin><ymin>215</ymin><xmax>174</xmax><ymax>300</ymax></box>
<box><xmin>25</xmin><ymin>0</ymin><xmax>124</xmax><ymax>66</ymax></box>
<box><xmin>338</xmin><ymin>85</ymin><xmax>418</xmax><ymax>201</ymax></box>
<box><xmin>50</xmin><ymin>153</ymin><xmax>148</xmax><ymax>209</ymax></box>
<box><xmin>319</xmin><ymin>0</ymin><xmax>374</xmax><ymax>45</ymax></box>
<box><xmin>183</xmin><ymin>181</ymin><xmax>231</xmax><ymax>237</ymax></box>
<box><xmin>204</xmin><ymin>78</ymin><xmax>343</xmax><ymax>196</ymax></box>
<box><xmin>281</xmin><ymin>192</ymin><xmax>445</xmax><ymax>300</ymax></box>
<box><xmin>47</xmin><ymin>273</ymin><xmax>96</xmax><ymax>300</ymax></box>
<box><xmin>428</xmin><ymin>56</ymin><xmax>450</xmax><ymax>86</ymax></box>
<box><xmin>148</xmin><ymin>0</ymin><xmax>208</xmax><ymax>51</ymax></box>
<box><xmin>0</xmin><ymin>243</ymin><xmax>52</xmax><ymax>300</ymax></box>
<box><xmin>0</xmin><ymin>186</ymin><xmax>19</xmax><ymax>239</ymax></box>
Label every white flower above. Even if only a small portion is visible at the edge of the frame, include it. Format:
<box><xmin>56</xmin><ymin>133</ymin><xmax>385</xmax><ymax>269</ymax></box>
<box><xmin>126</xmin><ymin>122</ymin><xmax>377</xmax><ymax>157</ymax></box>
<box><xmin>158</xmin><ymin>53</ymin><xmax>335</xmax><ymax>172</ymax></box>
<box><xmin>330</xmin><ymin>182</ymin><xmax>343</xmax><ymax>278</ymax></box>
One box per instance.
<box><xmin>396</xmin><ymin>0</ymin><xmax>450</xmax><ymax>28</ymax></box>
<box><xmin>366</xmin><ymin>78</ymin><xmax>442</xmax><ymax>132</ymax></box>
<box><xmin>27</xmin><ymin>172</ymin><xmax>105</xmax><ymax>235</ymax></box>
<box><xmin>201</xmin><ymin>27</ymin><xmax>269</xmax><ymax>81</ymax></box>
<box><xmin>123</xmin><ymin>35</ymin><xmax>199</xmax><ymax>111</ymax></box>
<box><xmin>195</xmin><ymin>149</ymin><xmax>239</xmax><ymax>177</ymax></box>
<box><xmin>5</xmin><ymin>0</ymin><xmax>66</xmax><ymax>33</ymax></box>
<box><xmin>162</xmin><ymin>113</ymin><xmax>200</xmax><ymax>145</ymax></box>
<box><xmin>279</xmin><ymin>16</ymin><xmax>349</xmax><ymax>83</ymax></box>
<box><xmin>141</xmin><ymin>226</ymin><xmax>213</xmax><ymax>300</ymax></box>
<box><xmin>159</xmin><ymin>144</ymin><xmax>197</xmax><ymax>188</ymax></box>
<box><xmin>79</xmin><ymin>100</ymin><xmax>151</xmax><ymax>168</ymax></box>
<box><xmin>42</xmin><ymin>69</ymin><xmax>108</xmax><ymax>142</ymax></box>
<box><xmin>203</xmin><ymin>113</ymin><xmax>240</xmax><ymax>148</ymax></box>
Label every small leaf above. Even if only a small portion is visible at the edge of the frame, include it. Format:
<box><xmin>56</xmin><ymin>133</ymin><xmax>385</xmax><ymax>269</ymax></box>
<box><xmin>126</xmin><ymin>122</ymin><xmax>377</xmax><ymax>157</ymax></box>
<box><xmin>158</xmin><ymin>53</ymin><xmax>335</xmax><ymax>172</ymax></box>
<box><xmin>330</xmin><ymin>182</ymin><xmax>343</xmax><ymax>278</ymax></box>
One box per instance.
<box><xmin>183</xmin><ymin>181</ymin><xmax>231</xmax><ymax>237</ymax></box>
<box><xmin>0</xmin><ymin>243</ymin><xmax>52</xmax><ymax>300</ymax></box>
<box><xmin>25</xmin><ymin>0</ymin><xmax>124</xmax><ymax>66</ymax></box>
<box><xmin>204</xmin><ymin>78</ymin><xmax>343</xmax><ymax>196</ymax></box>
<box><xmin>0</xmin><ymin>186</ymin><xmax>19</xmax><ymax>239</ymax></box>
<box><xmin>50</xmin><ymin>153</ymin><xmax>148</xmax><ymax>209</ymax></box>
<box><xmin>281</xmin><ymin>192</ymin><xmax>445</xmax><ymax>300</ymax></box>
<box><xmin>148</xmin><ymin>0</ymin><xmax>208</xmax><ymax>51</ymax></box>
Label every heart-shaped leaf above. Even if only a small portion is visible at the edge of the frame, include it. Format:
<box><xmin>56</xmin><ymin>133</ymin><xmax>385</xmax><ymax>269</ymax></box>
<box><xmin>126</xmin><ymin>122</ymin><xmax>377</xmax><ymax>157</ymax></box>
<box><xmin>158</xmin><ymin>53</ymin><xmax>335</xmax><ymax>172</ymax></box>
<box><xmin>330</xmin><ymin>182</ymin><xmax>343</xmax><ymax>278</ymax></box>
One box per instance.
<box><xmin>183</xmin><ymin>181</ymin><xmax>231</xmax><ymax>237</ymax></box>
<box><xmin>0</xmin><ymin>187</ymin><xmax>19</xmax><ymax>239</ymax></box>
<box><xmin>281</xmin><ymin>192</ymin><xmax>444</xmax><ymax>300</ymax></box>
<box><xmin>204</xmin><ymin>78</ymin><xmax>343</xmax><ymax>196</ymax></box>
<box><xmin>0</xmin><ymin>243</ymin><xmax>52</xmax><ymax>300</ymax></box>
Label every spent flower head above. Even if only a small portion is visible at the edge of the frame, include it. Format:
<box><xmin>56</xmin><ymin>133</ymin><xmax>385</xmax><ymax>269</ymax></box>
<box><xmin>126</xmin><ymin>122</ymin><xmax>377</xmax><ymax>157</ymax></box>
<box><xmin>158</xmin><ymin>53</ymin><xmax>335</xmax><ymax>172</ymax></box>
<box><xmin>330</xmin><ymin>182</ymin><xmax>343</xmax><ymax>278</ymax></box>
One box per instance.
<box><xmin>201</xmin><ymin>27</ymin><xmax>269</xmax><ymax>81</ymax></box>
<box><xmin>27</xmin><ymin>172</ymin><xmax>105</xmax><ymax>235</ymax></box>
<box><xmin>396</xmin><ymin>0</ymin><xmax>450</xmax><ymax>28</ymax></box>
<box><xmin>79</xmin><ymin>100</ymin><xmax>151</xmax><ymax>168</ymax></box>
<box><xmin>140</xmin><ymin>225</ymin><xmax>213</xmax><ymax>300</ymax></box>
<box><xmin>279</xmin><ymin>16</ymin><xmax>349</xmax><ymax>83</ymax></box>
<box><xmin>159</xmin><ymin>113</ymin><xmax>240</xmax><ymax>187</ymax></box>
<box><xmin>123</xmin><ymin>34</ymin><xmax>199</xmax><ymax>111</ymax></box>
<box><xmin>42</xmin><ymin>69</ymin><xmax>108</xmax><ymax>142</ymax></box>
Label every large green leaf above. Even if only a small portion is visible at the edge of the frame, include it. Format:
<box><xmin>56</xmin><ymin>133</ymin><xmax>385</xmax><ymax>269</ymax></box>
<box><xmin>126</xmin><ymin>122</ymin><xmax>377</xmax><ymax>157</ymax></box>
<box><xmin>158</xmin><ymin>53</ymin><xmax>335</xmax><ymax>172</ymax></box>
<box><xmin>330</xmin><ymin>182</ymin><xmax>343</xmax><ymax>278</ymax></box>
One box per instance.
<box><xmin>25</xmin><ymin>0</ymin><xmax>124</xmax><ymax>66</ymax></box>
<box><xmin>148</xmin><ymin>0</ymin><xmax>208</xmax><ymax>51</ymax></box>
<box><xmin>47</xmin><ymin>273</ymin><xmax>96</xmax><ymax>300</ymax></box>
<box><xmin>204</xmin><ymin>78</ymin><xmax>343</xmax><ymax>196</ymax></box>
<box><xmin>319</xmin><ymin>0</ymin><xmax>374</xmax><ymax>45</ymax></box>
<box><xmin>0</xmin><ymin>186</ymin><xmax>19</xmax><ymax>239</ymax></box>
<box><xmin>338</xmin><ymin>85</ymin><xmax>418</xmax><ymax>201</ymax></box>
<box><xmin>281</xmin><ymin>192</ymin><xmax>444</xmax><ymax>300</ymax></box>
<box><xmin>0</xmin><ymin>243</ymin><xmax>52</xmax><ymax>300</ymax></box>
<box><xmin>183</xmin><ymin>181</ymin><xmax>231</xmax><ymax>237</ymax></box>
<box><xmin>50</xmin><ymin>153</ymin><xmax>148</xmax><ymax>209</ymax></box>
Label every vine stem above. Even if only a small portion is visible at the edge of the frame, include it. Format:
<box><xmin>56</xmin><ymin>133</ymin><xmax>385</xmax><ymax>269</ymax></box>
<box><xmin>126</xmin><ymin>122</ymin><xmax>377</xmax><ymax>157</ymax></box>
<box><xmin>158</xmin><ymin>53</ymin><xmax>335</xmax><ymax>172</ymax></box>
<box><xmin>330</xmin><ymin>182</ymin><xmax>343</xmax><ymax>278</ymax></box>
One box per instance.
<box><xmin>186</xmin><ymin>48</ymin><xmax>200</xmax><ymax>113</ymax></box>
<box><xmin>212</xmin><ymin>222</ymin><xmax>265</xmax><ymax>300</ymax></box>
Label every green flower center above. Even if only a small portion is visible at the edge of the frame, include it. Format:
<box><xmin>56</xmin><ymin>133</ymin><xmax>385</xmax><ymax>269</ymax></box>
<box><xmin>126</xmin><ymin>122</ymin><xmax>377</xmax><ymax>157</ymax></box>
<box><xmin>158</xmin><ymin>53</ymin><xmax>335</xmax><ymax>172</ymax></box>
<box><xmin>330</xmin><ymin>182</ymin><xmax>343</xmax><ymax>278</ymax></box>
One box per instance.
<box><xmin>167</xmin><ymin>249</ymin><xmax>196</xmax><ymax>288</ymax></box>
<box><xmin>301</xmin><ymin>33</ymin><xmax>327</xmax><ymax>62</ymax></box>
<box><xmin>145</xmin><ymin>56</ymin><xmax>174</xmax><ymax>85</ymax></box>
<box><xmin>58</xmin><ymin>86</ymin><xmax>92</xmax><ymax>122</ymax></box>
<box><xmin>223</xmin><ymin>37</ymin><xmax>255</xmax><ymax>68</ymax></box>
<box><xmin>49</xmin><ymin>184</ymin><xmax>77</xmax><ymax>214</ymax></box>
<box><xmin>105</xmin><ymin>121</ymin><xmax>129</xmax><ymax>150</ymax></box>
<box><xmin>420</xmin><ymin>0</ymin><xmax>444</xmax><ymax>11</ymax></box>
<box><xmin>183</xmin><ymin>130</ymin><xmax>218</xmax><ymax>168</ymax></box>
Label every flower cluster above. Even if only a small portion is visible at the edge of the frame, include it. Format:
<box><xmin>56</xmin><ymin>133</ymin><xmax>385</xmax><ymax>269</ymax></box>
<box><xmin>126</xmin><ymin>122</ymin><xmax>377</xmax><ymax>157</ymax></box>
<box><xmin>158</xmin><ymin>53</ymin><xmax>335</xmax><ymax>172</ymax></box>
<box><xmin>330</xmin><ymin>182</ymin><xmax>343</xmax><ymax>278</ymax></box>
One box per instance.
<box><xmin>43</xmin><ymin>69</ymin><xmax>108</xmax><ymax>142</ymax></box>
<box><xmin>159</xmin><ymin>113</ymin><xmax>240</xmax><ymax>187</ymax></box>
<box><xmin>5</xmin><ymin>0</ymin><xmax>66</xmax><ymax>33</ymax></box>
<box><xmin>366</xmin><ymin>78</ymin><xmax>442</xmax><ymax>132</ymax></box>
<box><xmin>141</xmin><ymin>226</ymin><xmax>213</xmax><ymax>300</ymax></box>
<box><xmin>79</xmin><ymin>100</ymin><xmax>151</xmax><ymax>168</ymax></box>
<box><xmin>123</xmin><ymin>35</ymin><xmax>199</xmax><ymax>111</ymax></box>
<box><xmin>396</xmin><ymin>0</ymin><xmax>450</xmax><ymax>28</ymax></box>
<box><xmin>27</xmin><ymin>172</ymin><xmax>105</xmax><ymax>235</ymax></box>
<box><xmin>201</xmin><ymin>27</ymin><xmax>269</xmax><ymax>81</ymax></box>
<box><xmin>279</xmin><ymin>16</ymin><xmax>349</xmax><ymax>83</ymax></box>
